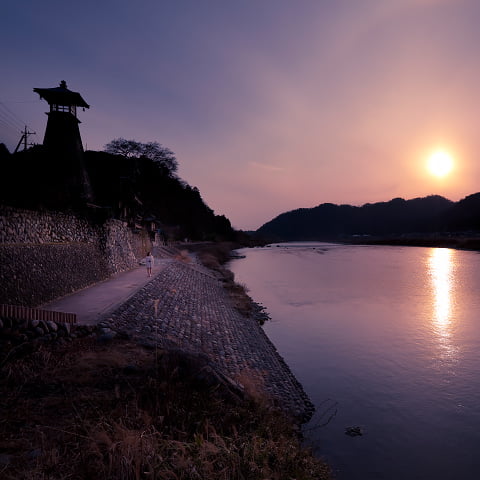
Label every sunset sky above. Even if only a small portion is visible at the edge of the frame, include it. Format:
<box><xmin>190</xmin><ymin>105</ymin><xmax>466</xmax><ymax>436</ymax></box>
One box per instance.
<box><xmin>1</xmin><ymin>0</ymin><xmax>480</xmax><ymax>230</ymax></box>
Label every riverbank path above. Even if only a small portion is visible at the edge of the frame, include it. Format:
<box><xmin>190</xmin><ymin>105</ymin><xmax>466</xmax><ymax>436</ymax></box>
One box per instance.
<box><xmin>43</xmin><ymin>254</ymin><xmax>172</xmax><ymax>325</ymax></box>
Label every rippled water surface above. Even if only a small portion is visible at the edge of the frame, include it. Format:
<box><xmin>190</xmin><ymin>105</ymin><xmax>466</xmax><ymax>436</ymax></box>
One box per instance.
<box><xmin>229</xmin><ymin>243</ymin><xmax>480</xmax><ymax>480</ymax></box>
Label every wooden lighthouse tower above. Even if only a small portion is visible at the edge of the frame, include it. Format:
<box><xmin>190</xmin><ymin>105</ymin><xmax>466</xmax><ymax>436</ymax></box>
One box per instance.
<box><xmin>33</xmin><ymin>80</ymin><xmax>93</xmax><ymax>205</ymax></box>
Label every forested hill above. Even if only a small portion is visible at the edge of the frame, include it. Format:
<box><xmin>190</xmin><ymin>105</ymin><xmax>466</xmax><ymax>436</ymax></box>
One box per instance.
<box><xmin>83</xmin><ymin>149</ymin><xmax>233</xmax><ymax>241</ymax></box>
<box><xmin>0</xmin><ymin>141</ymin><xmax>234</xmax><ymax>241</ymax></box>
<box><xmin>256</xmin><ymin>194</ymin><xmax>480</xmax><ymax>241</ymax></box>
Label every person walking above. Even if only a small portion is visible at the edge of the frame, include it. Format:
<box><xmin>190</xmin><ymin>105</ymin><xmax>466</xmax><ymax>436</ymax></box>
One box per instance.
<box><xmin>145</xmin><ymin>251</ymin><xmax>154</xmax><ymax>277</ymax></box>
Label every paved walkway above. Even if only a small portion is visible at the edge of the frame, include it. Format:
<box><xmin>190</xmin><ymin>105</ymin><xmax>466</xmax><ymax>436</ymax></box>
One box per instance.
<box><xmin>43</xmin><ymin>258</ymin><xmax>171</xmax><ymax>325</ymax></box>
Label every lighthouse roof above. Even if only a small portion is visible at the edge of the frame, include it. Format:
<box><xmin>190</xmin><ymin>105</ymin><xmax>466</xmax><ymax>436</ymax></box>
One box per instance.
<box><xmin>34</xmin><ymin>80</ymin><xmax>90</xmax><ymax>108</ymax></box>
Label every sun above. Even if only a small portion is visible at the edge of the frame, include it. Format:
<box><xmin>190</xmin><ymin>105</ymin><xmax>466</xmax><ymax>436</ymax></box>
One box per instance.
<box><xmin>427</xmin><ymin>150</ymin><xmax>454</xmax><ymax>178</ymax></box>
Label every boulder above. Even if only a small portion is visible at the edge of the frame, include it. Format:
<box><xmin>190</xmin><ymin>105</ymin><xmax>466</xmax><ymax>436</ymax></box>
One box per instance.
<box><xmin>46</xmin><ymin>321</ymin><xmax>58</xmax><ymax>332</ymax></box>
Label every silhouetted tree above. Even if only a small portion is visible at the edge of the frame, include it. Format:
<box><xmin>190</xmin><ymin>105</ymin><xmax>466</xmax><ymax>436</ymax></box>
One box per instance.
<box><xmin>104</xmin><ymin>138</ymin><xmax>178</xmax><ymax>175</ymax></box>
<box><xmin>0</xmin><ymin>145</ymin><xmax>79</xmax><ymax>210</ymax></box>
<box><xmin>84</xmin><ymin>149</ymin><xmax>235</xmax><ymax>241</ymax></box>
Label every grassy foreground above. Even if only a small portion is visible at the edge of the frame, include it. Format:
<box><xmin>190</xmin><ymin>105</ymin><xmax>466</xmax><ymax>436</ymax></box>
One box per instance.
<box><xmin>0</xmin><ymin>338</ymin><xmax>331</xmax><ymax>479</ymax></box>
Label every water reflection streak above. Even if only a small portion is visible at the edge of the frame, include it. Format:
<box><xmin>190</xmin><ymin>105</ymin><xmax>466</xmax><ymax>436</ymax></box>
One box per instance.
<box><xmin>428</xmin><ymin>248</ymin><xmax>456</xmax><ymax>359</ymax></box>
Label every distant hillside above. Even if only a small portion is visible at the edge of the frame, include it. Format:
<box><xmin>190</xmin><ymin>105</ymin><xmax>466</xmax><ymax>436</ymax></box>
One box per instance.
<box><xmin>256</xmin><ymin>194</ymin><xmax>480</xmax><ymax>241</ymax></box>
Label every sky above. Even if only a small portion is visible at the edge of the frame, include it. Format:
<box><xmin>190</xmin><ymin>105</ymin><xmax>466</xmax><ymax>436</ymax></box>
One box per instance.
<box><xmin>1</xmin><ymin>0</ymin><xmax>480</xmax><ymax>230</ymax></box>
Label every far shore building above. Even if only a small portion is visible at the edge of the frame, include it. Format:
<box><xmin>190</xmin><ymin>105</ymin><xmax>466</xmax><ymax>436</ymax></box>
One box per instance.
<box><xmin>34</xmin><ymin>80</ymin><xmax>93</xmax><ymax>205</ymax></box>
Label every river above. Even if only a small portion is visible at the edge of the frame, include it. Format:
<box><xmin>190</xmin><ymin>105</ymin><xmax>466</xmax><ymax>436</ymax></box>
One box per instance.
<box><xmin>229</xmin><ymin>242</ymin><xmax>480</xmax><ymax>480</ymax></box>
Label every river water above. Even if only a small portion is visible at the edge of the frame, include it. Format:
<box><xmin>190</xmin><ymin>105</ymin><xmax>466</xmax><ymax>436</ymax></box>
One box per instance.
<box><xmin>229</xmin><ymin>243</ymin><xmax>480</xmax><ymax>480</ymax></box>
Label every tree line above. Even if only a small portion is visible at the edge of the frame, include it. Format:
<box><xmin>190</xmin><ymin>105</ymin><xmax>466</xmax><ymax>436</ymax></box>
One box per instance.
<box><xmin>0</xmin><ymin>138</ymin><xmax>234</xmax><ymax>242</ymax></box>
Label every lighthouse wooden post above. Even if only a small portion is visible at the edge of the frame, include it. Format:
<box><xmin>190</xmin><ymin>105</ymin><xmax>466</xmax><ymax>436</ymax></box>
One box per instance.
<box><xmin>33</xmin><ymin>80</ymin><xmax>93</xmax><ymax>205</ymax></box>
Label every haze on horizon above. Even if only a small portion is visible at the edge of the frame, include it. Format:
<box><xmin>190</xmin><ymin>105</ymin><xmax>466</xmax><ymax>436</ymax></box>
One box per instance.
<box><xmin>1</xmin><ymin>0</ymin><xmax>479</xmax><ymax>230</ymax></box>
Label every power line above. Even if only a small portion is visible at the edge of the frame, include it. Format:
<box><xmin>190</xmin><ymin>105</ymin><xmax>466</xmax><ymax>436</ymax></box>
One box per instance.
<box><xmin>0</xmin><ymin>99</ymin><xmax>39</xmax><ymax>152</ymax></box>
<box><xmin>0</xmin><ymin>101</ymin><xmax>26</xmax><ymax>126</ymax></box>
<box><xmin>0</xmin><ymin>110</ymin><xmax>23</xmax><ymax>133</ymax></box>
<box><xmin>0</xmin><ymin>118</ymin><xmax>22</xmax><ymax>152</ymax></box>
<box><xmin>0</xmin><ymin>117</ymin><xmax>19</xmax><ymax>134</ymax></box>
<box><xmin>0</xmin><ymin>101</ymin><xmax>25</xmax><ymax>131</ymax></box>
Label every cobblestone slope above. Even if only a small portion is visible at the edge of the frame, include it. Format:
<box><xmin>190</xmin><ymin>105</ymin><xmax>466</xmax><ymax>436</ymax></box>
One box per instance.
<box><xmin>102</xmin><ymin>258</ymin><xmax>314</xmax><ymax>421</ymax></box>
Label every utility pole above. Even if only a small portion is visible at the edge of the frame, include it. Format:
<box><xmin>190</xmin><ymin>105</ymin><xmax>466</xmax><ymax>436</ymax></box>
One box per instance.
<box><xmin>14</xmin><ymin>125</ymin><xmax>36</xmax><ymax>153</ymax></box>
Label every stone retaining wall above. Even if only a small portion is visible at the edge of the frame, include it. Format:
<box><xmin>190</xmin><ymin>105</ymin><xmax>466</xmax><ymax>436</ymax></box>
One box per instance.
<box><xmin>0</xmin><ymin>206</ymin><xmax>152</xmax><ymax>307</ymax></box>
<box><xmin>0</xmin><ymin>243</ymin><xmax>108</xmax><ymax>306</ymax></box>
<box><xmin>0</xmin><ymin>206</ymin><xmax>99</xmax><ymax>244</ymax></box>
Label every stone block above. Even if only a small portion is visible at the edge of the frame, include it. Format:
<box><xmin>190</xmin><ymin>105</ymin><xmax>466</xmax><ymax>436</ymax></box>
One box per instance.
<box><xmin>46</xmin><ymin>321</ymin><xmax>58</xmax><ymax>332</ymax></box>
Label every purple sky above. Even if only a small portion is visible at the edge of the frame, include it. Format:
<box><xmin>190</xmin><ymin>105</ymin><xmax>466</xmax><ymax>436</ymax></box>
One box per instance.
<box><xmin>2</xmin><ymin>0</ymin><xmax>480</xmax><ymax>230</ymax></box>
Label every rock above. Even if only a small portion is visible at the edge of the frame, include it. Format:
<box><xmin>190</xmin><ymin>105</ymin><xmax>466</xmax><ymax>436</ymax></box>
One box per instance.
<box><xmin>345</xmin><ymin>426</ymin><xmax>363</xmax><ymax>437</ymax></box>
<box><xmin>99</xmin><ymin>327</ymin><xmax>114</xmax><ymax>335</ymax></box>
<box><xmin>39</xmin><ymin>320</ymin><xmax>49</xmax><ymax>332</ymax></box>
<box><xmin>60</xmin><ymin>322</ymin><xmax>71</xmax><ymax>335</ymax></box>
<box><xmin>138</xmin><ymin>340</ymin><xmax>157</xmax><ymax>350</ymax></box>
<box><xmin>27</xmin><ymin>449</ymin><xmax>43</xmax><ymax>460</ymax></box>
<box><xmin>46</xmin><ymin>321</ymin><xmax>58</xmax><ymax>332</ymax></box>
<box><xmin>34</xmin><ymin>327</ymin><xmax>45</xmax><ymax>336</ymax></box>
<box><xmin>97</xmin><ymin>332</ymin><xmax>117</xmax><ymax>344</ymax></box>
<box><xmin>115</xmin><ymin>330</ymin><xmax>131</xmax><ymax>340</ymax></box>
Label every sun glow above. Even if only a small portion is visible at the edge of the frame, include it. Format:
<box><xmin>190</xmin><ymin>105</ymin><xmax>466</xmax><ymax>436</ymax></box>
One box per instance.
<box><xmin>427</xmin><ymin>150</ymin><xmax>454</xmax><ymax>178</ymax></box>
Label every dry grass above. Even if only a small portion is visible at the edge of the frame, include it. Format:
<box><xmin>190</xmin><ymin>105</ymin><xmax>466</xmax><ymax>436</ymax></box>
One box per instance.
<box><xmin>225</xmin><ymin>281</ymin><xmax>254</xmax><ymax>316</ymax></box>
<box><xmin>0</xmin><ymin>337</ymin><xmax>331</xmax><ymax>479</ymax></box>
<box><xmin>174</xmin><ymin>249</ymin><xmax>192</xmax><ymax>263</ymax></box>
<box><xmin>185</xmin><ymin>242</ymin><xmax>235</xmax><ymax>269</ymax></box>
<box><xmin>196</xmin><ymin>252</ymin><xmax>220</xmax><ymax>270</ymax></box>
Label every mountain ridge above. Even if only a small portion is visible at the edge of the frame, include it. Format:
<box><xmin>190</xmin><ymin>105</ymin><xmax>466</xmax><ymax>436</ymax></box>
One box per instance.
<box><xmin>256</xmin><ymin>193</ymin><xmax>480</xmax><ymax>241</ymax></box>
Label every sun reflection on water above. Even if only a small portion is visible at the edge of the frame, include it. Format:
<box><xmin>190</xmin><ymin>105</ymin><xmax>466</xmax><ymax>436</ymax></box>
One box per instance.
<box><xmin>428</xmin><ymin>248</ymin><xmax>457</xmax><ymax>360</ymax></box>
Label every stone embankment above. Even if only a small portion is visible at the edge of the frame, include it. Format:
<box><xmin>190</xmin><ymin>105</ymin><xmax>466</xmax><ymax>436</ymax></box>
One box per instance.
<box><xmin>0</xmin><ymin>206</ymin><xmax>152</xmax><ymax>306</ymax></box>
<box><xmin>100</xmin><ymin>256</ymin><xmax>314</xmax><ymax>421</ymax></box>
